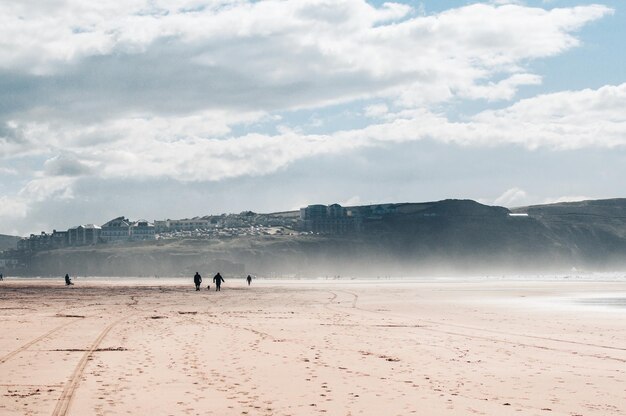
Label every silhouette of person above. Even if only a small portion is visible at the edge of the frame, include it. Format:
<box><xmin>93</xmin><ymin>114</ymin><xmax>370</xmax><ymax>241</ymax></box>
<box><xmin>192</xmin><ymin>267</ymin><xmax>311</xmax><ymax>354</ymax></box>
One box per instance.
<box><xmin>193</xmin><ymin>272</ymin><xmax>202</xmax><ymax>291</ymax></box>
<box><xmin>64</xmin><ymin>274</ymin><xmax>73</xmax><ymax>286</ymax></box>
<box><xmin>0</xmin><ymin>273</ymin><xmax>3</xmax><ymax>281</ymax></box>
<box><xmin>246</xmin><ymin>275</ymin><xmax>252</xmax><ymax>286</ymax></box>
<box><xmin>213</xmin><ymin>272</ymin><xmax>224</xmax><ymax>291</ymax></box>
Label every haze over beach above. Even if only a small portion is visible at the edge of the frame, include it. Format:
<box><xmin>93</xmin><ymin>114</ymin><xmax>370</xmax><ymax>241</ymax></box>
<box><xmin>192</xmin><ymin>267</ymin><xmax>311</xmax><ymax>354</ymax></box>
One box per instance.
<box><xmin>1</xmin><ymin>0</ymin><xmax>625</xmax><ymax>415</ymax></box>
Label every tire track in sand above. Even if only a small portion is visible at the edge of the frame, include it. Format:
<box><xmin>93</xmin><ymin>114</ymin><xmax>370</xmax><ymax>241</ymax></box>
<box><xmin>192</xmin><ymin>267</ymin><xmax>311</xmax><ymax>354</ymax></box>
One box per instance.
<box><xmin>51</xmin><ymin>316</ymin><xmax>127</xmax><ymax>416</ymax></box>
<box><xmin>0</xmin><ymin>319</ymin><xmax>80</xmax><ymax>365</ymax></box>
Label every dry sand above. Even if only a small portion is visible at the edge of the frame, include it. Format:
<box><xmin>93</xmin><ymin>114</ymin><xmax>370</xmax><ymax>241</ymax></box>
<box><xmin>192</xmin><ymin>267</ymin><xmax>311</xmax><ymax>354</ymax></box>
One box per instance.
<box><xmin>0</xmin><ymin>278</ymin><xmax>625</xmax><ymax>415</ymax></box>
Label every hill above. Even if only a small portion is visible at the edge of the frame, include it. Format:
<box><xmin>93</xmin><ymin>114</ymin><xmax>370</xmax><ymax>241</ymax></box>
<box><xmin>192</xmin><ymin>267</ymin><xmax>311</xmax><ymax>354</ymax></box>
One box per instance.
<box><xmin>0</xmin><ymin>234</ymin><xmax>21</xmax><ymax>251</ymax></box>
<box><xmin>17</xmin><ymin>199</ymin><xmax>626</xmax><ymax>276</ymax></box>
<box><xmin>511</xmin><ymin>199</ymin><xmax>626</xmax><ymax>266</ymax></box>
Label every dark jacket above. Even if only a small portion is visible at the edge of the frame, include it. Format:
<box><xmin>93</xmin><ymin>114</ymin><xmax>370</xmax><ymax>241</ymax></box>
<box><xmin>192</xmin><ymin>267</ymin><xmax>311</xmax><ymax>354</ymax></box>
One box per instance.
<box><xmin>213</xmin><ymin>273</ymin><xmax>224</xmax><ymax>284</ymax></box>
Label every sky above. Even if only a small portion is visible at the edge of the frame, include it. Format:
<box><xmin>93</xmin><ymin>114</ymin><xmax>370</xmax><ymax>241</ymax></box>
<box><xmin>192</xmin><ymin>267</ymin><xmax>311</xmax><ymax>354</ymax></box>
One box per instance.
<box><xmin>0</xmin><ymin>0</ymin><xmax>625</xmax><ymax>236</ymax></box>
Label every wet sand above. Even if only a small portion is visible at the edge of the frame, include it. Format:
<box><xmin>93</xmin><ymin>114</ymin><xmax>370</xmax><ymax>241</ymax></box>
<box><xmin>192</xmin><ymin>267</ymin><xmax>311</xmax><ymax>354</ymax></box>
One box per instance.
<box><xmin>1</xmin><ymin>278</ymin><xmax>625</xmax><ymax>415</ymax></box>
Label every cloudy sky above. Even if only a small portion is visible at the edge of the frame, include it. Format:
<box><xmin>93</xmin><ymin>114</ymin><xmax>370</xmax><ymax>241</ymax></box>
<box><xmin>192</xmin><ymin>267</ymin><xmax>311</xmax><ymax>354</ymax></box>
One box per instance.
<box><xmin>1</xmin><ymin>0</ymin><xmax>624</xmax><ymax>235</ymax></box>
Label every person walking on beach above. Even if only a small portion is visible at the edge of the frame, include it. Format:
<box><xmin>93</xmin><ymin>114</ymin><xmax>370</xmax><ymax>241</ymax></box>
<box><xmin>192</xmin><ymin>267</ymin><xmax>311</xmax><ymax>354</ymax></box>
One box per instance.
<box><xmin>213</xmin><ymin>272</ymin><xmax>224</xmax><ymax>291</ymax></box>
<box><xmin>246</xmin><ymin>274</ymin><xmax>252</xmax><ymax>286</ymax></box>
<box><xmin>0</xmin><ymin>273</ymin><xmax>3</xmax><ymax>281</ymax></box>
<box><xmin>193</xmin><ymin>272</ymin><xmax>202</xmax><ymax>291</ymax></box>
<box><xmin>64</xmin><ymin>274</ymin><xmax>73</xmax><ymax>286</ymax></box>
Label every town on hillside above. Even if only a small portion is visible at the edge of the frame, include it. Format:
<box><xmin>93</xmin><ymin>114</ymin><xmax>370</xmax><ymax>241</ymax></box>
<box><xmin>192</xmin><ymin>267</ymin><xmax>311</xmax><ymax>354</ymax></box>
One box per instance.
<box><xmin>0</xmin><ymin>203</ymin><xmax>402</xmax><ymax>272</ymax></box>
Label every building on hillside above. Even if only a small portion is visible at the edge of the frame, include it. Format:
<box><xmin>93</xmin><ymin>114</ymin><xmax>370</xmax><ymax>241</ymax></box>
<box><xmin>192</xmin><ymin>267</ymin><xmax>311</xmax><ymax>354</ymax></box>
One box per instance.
<box><xmin>18</xmin><ymin>235</ymin><xmax>35</xmax><ymax>252</ymax></box>
<box><xmin>327</xmin><ymin>203</ymin><xmax>348</xmax><ymax>218</ymax></box>
<box><xmin>158</xmin><ymin>218</ymin><xmax>211</xmax><ymax>232</ymax></box>
<box><xmin>29</xmin><ymin>232</ymin><xmax>51</xmax><ymax>251</ymax></box>
<box><xmin>153</xmin><ymin>220</ymin><xmax>169</xmax><ymax>233</ymax></box>
<box><xmin>0</xmin><ymin>257</ymin><xmax>19</xmax><ymax>270</ymax></box>
<box><xmin>83</xmin><ymin>224</ymin><xmax>101</xmax><ymax>245</ymax></box>
<box><xmin>19</xmin><ymin>232</ymin><xmax>55</xmax><ymax>251</ymax></box>
<box><xmin>17</xmin><ymin>238</ymin><xmax>30</xmax><ymax>251</ymax></box>
<box><xmin>16</xmin><ymin>229</ymin><xmax>69</xmax><ymax>253</ymax></box>
<box><xmin>67</xmin><ymin>226</ymin><xmax>79</xmax><ymax>245</ymax></box>
<box><xmin>100</xmin><ymin>217</ymin><xmax>131</xmax><ymax>242</ymax></box>
<box><xmin>51</xmin><ymin>230</ymin><xmax>69</xmax><ymax>248</ymax></box>
<box><xmin>130</xmin><ymin>220</ymin><xmax>156</xmax><ymax>240</ymax></box>
<box><xmin>68</xmin><ymin>224</ymin><xmax>101</xmax><ymax>246</ymax></box>
<box><xmin>300</xmin><ymin>205</ymin><xmax>327</xmax><ymax>221</ymax></box>
<box><xmin>298</xmin><ymin>204</ymin><xmax>360</xmax><ymax>234</ymax></box>
<box><xmin>222</xmin><ymin>215</ymin><xmax>247</xmax><ymax>228</ymax></box>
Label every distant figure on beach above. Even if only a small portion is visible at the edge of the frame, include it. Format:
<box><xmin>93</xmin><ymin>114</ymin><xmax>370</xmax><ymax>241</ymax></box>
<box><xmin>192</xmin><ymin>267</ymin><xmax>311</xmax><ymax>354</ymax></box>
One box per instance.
<box><xmin>213</xmin><ymin>272</ymin><xmax>224</xmax><ymax>291</ymax></box>
<box><xmin>0</xmin><ymin>273</ymin><xmax>3</xmax><ymax>281</ymax></box>
<box><xmin>64</xmin><ymin>274</ymin><xmax>73</xmax><ymax>286</ymax></box>
<box><xmin>193</xmin><ymin>272</ymin><xmax>202</xmax><ymax>291</ymax></box>
<box><xmin>246</xmin><ymin>275</ymin><xmax>252</xmax><ymax>286</ymax></box>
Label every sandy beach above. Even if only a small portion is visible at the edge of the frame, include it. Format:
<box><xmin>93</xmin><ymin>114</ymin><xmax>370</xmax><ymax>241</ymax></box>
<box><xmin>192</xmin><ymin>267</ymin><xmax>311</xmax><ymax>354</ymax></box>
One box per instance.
<box><xmin>1</xmin><ymin>278</ymin><xmax>625</xmax><ymax>416</ymax></box>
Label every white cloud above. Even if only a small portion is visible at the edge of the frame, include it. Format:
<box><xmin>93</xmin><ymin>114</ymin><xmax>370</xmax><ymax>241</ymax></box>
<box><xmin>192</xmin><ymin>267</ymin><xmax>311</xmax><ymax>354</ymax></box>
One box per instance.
<box><xmin>0</xmin><ymin>176</ymin><xmax>77</xmax><ymax>229</ymax></box>
<box><xmin>44</xmin><ymin>153</ymin><xmax>93</xmax><ymax>177</ymax></box>
<box><xmin>469</xmin><ymin>83</ymin><xmax>626</xmax><ymax>149</ymax></box>
<box><xmin>0</xmin><ymin>196</ymin><xmax>28</xmax><ymax>220</ymax></box>
<box><xmin>494</xmin><ymin>187</ymin><xmax>529</xmax><ymax>206</ymax></box>
<box><xmin>340</xmin><ymin>196</ymin><xmax>362</xmax><ymax>206</ymax></box>
<box><xmin>0</xmin><ymin>1</ymin><xmax>612</xmax><ymax>121</ymax></box>
<box><xmin>0</xmin><ymin>167</ymin><xmax>18</xmax><ymax>175</ymax></box>
<box><xmin>1</xmin><ymin>109</ymin><xmax>269</xmax><ymax>159</ymax></box>
<box><xmin>0</xmin><ymin>1</ymin><xmax>412</xmax><ymax>74</ymax></box>
<box><xmin>19</xmin><ymin>176</ymin><xmax>77</xmax><ymax>202</ymax></box>
<box><xmin>0</xmin><ymin>1</ymin><xmax>614</xmax><ymax>166</ymax></box>
<box><xmin>364</xmin><ymin>104</ymin><xmax>389</xmax><ymax>119</ymax></box>
<box><xmin>361</xmin><ymin>83</ymin><xmax>626</xmax><ymax>150</ymax></box>
<box><xmin>460</xmin><ymin>73</ymin><xmax>543</xmax><ymax>102</ymax></box>
<box><xmin>2</xmin><ymin>82</ymin><xmax>625</xmax><ymax>185</ymax></box>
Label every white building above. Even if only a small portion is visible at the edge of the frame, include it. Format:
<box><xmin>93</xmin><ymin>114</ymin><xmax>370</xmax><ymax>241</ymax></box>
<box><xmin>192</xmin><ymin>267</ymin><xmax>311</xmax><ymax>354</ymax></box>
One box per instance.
<box><xmin>157</xmin><ymin>218</ymin><xmax>211</xmax><ymax>231</ymax></box>
<box><xmin>153</xmin><ymin>220</ymin><xmax>169</xmax><ymax>233</ymax></box>
<box><xmin>68</xmin><ymin>224</ymin><xmax>101</xmax><ymax>246</ymax></box>
<box><xmin>101</xmin><ymin>217</ymin><xmax>131</xmax><ymax>242</ymax></box>
<box><xmin>130</xmin><ymin>220</ymin><xmax>156</xmax><ymax>240</ymax></box>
